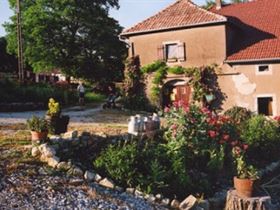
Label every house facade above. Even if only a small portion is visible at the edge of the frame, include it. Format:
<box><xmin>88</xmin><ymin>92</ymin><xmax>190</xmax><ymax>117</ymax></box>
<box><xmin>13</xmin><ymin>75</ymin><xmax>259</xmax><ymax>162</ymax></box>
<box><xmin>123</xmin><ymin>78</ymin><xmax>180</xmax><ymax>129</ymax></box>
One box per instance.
<box><xmin>120</xmin><ymin>0</ymin><xmax>280</xmax><ymax>116</ymax></box>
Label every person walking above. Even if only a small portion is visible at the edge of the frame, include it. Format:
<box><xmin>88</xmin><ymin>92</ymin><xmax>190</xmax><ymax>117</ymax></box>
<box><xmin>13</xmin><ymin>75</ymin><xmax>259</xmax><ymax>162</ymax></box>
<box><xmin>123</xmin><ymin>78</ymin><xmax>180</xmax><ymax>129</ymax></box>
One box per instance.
<box><xmin>77</xmin><ymin>82</ymin><xmax>85</xmax><ymax>106</ymax></box>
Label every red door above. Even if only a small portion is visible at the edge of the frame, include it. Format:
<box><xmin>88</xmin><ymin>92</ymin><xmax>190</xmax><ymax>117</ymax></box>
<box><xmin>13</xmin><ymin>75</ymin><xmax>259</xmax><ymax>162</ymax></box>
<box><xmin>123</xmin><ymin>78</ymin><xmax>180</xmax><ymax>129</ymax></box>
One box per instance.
<box><xmin>175</xmin><ymin>85</ymin><xmax>191</xmax><ymax>104</ymax></box>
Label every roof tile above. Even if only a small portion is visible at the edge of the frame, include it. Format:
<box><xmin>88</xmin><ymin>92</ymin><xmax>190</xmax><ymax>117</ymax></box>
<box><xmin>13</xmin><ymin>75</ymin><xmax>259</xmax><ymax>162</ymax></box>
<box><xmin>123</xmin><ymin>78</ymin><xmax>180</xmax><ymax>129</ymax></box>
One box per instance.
<box><xmin>122</xmin><ymin>0</ymin><xmax>226</xmax><ymax>35</ymax></box>
<box><xmin>212</xmin><ymin>0</ymin><xmax>280</xmax><ymax>61</ymax></box>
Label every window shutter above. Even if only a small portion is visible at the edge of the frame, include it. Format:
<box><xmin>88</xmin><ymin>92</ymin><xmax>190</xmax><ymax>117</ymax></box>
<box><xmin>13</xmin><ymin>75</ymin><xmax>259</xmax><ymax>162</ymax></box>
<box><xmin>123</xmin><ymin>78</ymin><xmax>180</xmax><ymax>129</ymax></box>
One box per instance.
<box><xmin>157</xmin><ymin>45</ymin><xmax>165</xmax><ymax>61</ymax></box>
<box><xmin>177</xmin><ymin>42</ymin><xmax>186</xmax><ymax>61</ymax></box>
<box><xmin>131</xmin><ymin>42</ymin><xmax>135</xmax><ymax>57</ymax></box>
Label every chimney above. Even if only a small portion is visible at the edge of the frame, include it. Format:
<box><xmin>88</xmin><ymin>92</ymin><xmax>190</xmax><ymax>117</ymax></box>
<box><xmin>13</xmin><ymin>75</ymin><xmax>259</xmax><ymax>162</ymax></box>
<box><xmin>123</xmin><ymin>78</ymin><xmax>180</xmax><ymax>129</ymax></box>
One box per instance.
<box><xmin>216</xmin><ymin>0</ymin><xmax>222</xmax><ymax>10</ymax></box>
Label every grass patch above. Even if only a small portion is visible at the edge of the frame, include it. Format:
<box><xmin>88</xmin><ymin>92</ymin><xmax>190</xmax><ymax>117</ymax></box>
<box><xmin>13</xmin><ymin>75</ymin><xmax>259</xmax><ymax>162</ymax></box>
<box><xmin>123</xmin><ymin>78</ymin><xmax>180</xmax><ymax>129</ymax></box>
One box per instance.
<box><xmin>85</xmin><ymin>92</ymin><xmax>106</xmax><ymax>103</ymax></box>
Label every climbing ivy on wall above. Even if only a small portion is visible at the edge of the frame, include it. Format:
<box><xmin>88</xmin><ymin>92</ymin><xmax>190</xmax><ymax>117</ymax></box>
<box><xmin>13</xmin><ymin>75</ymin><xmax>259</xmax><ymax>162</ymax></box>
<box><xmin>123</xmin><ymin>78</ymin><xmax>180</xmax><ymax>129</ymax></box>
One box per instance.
<box><xmin>141</xmin><ymin>61</ymin><xmax>219</xmax><ymax>108</ymax></box>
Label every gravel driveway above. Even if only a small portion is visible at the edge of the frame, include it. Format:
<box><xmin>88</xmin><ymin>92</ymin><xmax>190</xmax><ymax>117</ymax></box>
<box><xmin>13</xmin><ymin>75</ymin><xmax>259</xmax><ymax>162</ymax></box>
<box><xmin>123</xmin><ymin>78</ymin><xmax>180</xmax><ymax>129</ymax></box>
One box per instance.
<box><xmin>0</xmin><ymin>106</ymin><xmax>103</xmax><ymax>125</ymax></box>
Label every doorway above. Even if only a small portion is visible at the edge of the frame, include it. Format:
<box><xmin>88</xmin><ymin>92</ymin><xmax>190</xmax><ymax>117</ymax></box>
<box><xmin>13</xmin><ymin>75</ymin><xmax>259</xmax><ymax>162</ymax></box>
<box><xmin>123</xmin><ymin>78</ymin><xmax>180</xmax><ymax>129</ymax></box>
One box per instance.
<box><xmin>162</xmin><ymin>80</ymin><xmax>191</xmax><ymax>107</ymax></box>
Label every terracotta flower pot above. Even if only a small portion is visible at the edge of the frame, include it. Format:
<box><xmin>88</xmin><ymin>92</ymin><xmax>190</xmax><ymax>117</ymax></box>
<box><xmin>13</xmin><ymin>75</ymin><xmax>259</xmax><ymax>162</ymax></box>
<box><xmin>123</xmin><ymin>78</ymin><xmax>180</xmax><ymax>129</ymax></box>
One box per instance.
<box><xmin>234</xmin><ymin>176</ymin><xmax>255</xmax><ymax>198</ymax></box>
<box><xmin>31</xmin><ymin>131</ymin><xmax>48</xmax><ymax>142</ymax></box>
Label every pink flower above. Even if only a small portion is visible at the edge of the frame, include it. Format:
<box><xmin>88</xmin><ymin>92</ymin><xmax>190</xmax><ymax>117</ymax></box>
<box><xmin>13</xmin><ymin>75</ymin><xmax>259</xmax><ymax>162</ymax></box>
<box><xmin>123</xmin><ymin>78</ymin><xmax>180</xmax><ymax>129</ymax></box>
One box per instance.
<box><xmin>171</xmin><ymin>124</ymin><xmax>177</xmax><ymax>130</ymax></box>
<box><xmin>208</xmin><ymin>130</ymin><xmax>217</xmax><ymax>138</ymax></box>
<box><xmin>243</xmin><ymin>144</ymin><xmax>249</xmax><ymax>150</ymax></box>
<box><xmin>219</xmin><ymin>140</ymin><xmax>225</xmax><ymax>144</ymax></box>
<box><xmin>231</xmin><ymin>140</ymin><xmax>238</xmax><ymax>146</ymax></box>
<box><xmin>233</xmin><ymin>146</ymin><xmax>242</xmax><ymax>156</ymax></box>
<box><xmin>164</xmin><ymin>107</ymin><xmax>170</xmax><ymax>113</ymax></box>
<box><xmin>173</xmin><ymin>101</ymin><xmax>179</xmax><ymax>108</ymax></box>
<box><xmin>201</xmin><ymin>107</ymin><xmax>210</xmax><ymax>114</ymax></box>
<box><xmin>223</xmin><ymin>134</ymin><xmax>230</xmax><ymax>141</ymax></box>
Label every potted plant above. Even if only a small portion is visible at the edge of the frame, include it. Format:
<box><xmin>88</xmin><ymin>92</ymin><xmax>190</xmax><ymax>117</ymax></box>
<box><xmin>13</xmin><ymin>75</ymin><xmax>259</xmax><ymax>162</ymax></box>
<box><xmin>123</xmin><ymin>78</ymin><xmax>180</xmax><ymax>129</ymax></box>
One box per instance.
<box><xmin>27</xmin><ymin>116</ymin><xmax>49</xmax><ymax>142</ymax></box>
<box><xmin>232</xmin><ymin>146</ymin><xmax>259</xmax><ymax>198</ymax></box>
<box><xmin>46</xmin><ymin>98</ymin><xmax>69</xmax><ymax>135</ymax></box>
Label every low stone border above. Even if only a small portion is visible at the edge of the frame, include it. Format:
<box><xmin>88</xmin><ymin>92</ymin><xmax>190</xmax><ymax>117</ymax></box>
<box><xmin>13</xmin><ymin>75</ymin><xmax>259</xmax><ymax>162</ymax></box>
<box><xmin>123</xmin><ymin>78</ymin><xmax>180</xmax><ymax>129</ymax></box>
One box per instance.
<box><xmin>31</xmin><ymin>130</ymin><xmax>242</xmax><ymax>210</ymax></box>
<box><xmin>30</xmin><ymin>131</ymin><xmax>177</xmax><ymax>208</ymax></box>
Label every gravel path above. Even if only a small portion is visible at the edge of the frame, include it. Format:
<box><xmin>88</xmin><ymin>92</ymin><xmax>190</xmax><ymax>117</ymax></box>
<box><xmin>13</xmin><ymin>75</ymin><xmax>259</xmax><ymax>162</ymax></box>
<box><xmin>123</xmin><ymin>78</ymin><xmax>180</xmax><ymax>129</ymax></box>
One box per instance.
<box><xmin>0</xmin><ymin>106</ymin><xmax>102</xmax><ymax>125</ymax></box>
<box><xmin>0</xmin><ymin>144</ymin><xmax>167</xmax><ymax>210</ymax></box>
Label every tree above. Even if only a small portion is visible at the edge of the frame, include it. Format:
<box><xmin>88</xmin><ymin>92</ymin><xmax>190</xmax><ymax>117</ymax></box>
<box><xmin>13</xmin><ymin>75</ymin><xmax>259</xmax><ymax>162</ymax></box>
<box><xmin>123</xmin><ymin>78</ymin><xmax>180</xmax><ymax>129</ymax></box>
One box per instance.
<box><xmin>203</xmin><ymin>0</ymin><xmax>247</xmax><ymax>9</ymax></box>
<box><xmin>0</xmin><ymin>37</ymin><xmax>17</xmax><ymax>73</ymax></box>
<box><xmin>4</xmin><ymin>0</ymin><xmax>127</xmax><ymax>82</ymax></box>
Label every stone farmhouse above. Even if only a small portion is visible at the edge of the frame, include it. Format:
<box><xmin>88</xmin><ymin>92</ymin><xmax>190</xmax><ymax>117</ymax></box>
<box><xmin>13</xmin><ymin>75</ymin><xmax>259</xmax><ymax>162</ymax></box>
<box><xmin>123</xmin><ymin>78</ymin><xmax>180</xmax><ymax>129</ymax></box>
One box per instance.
<box><xmin>120</xmin><ymin>0</ymin><xmax>280</xmax><ymax>116</ymax></box>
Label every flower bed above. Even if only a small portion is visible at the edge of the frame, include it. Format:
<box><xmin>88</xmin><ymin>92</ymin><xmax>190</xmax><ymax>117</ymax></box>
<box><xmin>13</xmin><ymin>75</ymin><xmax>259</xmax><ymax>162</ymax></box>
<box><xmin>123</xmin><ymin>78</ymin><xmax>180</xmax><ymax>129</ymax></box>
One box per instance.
<box><xmin>30</xmin><ymin>103</ymin><xmax>280</xmax><ymax>209</ymax></box>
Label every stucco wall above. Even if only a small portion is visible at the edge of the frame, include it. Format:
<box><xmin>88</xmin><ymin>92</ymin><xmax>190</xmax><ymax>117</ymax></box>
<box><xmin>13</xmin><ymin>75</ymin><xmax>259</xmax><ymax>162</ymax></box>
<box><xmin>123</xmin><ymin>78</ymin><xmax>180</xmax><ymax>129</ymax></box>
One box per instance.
<box><xmin>219</xmin><ymin>63</ymin><xmax>280</xmax><ymax>116</ymax></box>
<box><xmin>126</xmin><ymin>25</ymin><xmax>280</xmax><ymax>115</ymax></box>
<box><xmin>128</xmin><ymin>24</ymin><xmax>227</xmax><ymax>67</ymax></box>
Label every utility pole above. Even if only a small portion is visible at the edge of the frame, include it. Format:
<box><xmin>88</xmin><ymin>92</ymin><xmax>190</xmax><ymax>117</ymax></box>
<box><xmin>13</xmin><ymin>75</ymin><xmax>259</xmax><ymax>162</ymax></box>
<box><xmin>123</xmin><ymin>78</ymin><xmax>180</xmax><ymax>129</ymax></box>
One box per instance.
<box><xmin>16</xmin><ymin>0</ymin><xmax>24</xmax><ymax>82</ymax></box>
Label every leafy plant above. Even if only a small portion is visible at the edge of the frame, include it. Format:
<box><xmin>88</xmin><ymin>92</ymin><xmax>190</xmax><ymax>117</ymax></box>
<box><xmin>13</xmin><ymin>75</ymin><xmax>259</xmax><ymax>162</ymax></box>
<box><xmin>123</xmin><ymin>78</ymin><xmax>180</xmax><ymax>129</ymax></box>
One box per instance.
<box><xmin>241</xmin><ymin>115</ymin><xmax>280</xmax><ymax>164</ymax></box>
<box><xmin>27</xmin><ymin>115</ymin><xmax>48</xmax><ymax>132</ymax></box>
<box><xmin>141</xmin><ymin>60</ymin><xmax>167</xmax><ymax>74</ymax></box>
<box><xmin>241</xmin><ymin>115</ymin><xmax>279</xmax><ymax>146</ymax></box>
<box><xmin>167</xmin><ymin>66</ymin><xmax>185</xmax><ymax>74</ymax></box>
<box><xmin>94</xmin><ymin>141</ymin><xmax>138</xmax><ymax>187</ymax></box>
<box><xmin>232</xmin><ymin>146</ymin><xmax>259</xmax><ymax>179</ymax></box>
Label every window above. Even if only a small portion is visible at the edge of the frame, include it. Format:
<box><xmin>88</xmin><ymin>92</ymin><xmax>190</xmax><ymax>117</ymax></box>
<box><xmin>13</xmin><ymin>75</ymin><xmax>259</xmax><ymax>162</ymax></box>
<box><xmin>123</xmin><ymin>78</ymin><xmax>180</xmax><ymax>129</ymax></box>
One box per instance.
<box><xmin>257</xmin><ymin>97</ymin><xmax>273</xmax><ymax>116</ymax></box>
<box><xmin>157</xmin><ymin>42</ymin><xmax>186</xmax><ymax>62</ymax></box>
<box><xmin>166</xmin><ymin>43</ymin><xmax>178</xmax><ymax>61</ymax></box>
<box><xmin>256</xmin><ymin>65</ymin><xmax>272</xmax><ymax>75</ymax></box>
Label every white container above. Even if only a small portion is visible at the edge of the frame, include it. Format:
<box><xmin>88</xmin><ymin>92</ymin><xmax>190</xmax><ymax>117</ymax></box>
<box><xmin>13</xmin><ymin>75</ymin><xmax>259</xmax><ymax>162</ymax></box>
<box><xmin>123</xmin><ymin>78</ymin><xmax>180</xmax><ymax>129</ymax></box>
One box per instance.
<box><xmin>128</xmin><ymin>116</ymin><xmax>139</xmax><ymax>135</ymax></box>
<box><xmin>152</xmin><ymin>113</ymin><xmax>160</xmax><ymax>129</ymax></box>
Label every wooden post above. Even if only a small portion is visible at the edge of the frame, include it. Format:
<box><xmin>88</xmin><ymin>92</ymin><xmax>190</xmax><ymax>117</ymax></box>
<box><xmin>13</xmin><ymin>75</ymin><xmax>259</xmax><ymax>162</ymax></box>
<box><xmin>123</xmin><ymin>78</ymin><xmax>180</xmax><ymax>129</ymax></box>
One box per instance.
<box><xmin>225</xmin><ymin>189</ymin><xmax>272</xmax><ymax>210</ymax></box>
<box><xmin>16</xmin><ymin>0</ymin><xmax>24</xmax><ymax>82</ymax></box>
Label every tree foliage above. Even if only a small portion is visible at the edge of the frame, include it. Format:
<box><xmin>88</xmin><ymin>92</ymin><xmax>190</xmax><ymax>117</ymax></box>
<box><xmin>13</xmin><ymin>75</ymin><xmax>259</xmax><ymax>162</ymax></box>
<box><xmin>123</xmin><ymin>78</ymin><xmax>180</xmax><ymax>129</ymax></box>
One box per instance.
<box><xmin>203</xmin><ymin>0</ymin><xmax>247</xmax><ymax>9</ymax></box>
<box><xmin>5</xmin><ymin>0</ymin><xmax>126</xmax><ymax>81</ymax></box>
<box><xmin>0</xmin><ymin>37</ymin><xmax>17</xmax><ymax>73</ymax></box>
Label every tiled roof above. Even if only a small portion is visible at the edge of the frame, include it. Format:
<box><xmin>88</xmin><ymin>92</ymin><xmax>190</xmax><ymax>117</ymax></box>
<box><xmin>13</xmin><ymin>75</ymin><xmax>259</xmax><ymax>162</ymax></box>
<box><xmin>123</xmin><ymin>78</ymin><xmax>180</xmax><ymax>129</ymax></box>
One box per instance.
<box><xmin>121</xmin><ymin>0</ymin><xmax>226</xmax><ymax>35</ymax></box>
<box><xmin>212</xmin><ymin>0</ymin><xmax>280</xmax><ymax>62</ymax></box>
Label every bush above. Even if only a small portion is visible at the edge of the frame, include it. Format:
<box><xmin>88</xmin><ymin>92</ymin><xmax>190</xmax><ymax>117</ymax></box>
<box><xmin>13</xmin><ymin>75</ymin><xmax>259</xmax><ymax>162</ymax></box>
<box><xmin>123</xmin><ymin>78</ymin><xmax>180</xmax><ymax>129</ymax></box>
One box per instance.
<box><xmin>94</xmin><ymin>103</ymin><xmax>241</xmax><ymax>199</ymax></box>
<box><xmin>141</xmin><ymin>60</ymin><xmax>166</xmax><ymax>74</ymax></box>
<box><xmin>0</xmin><ymin>78</ymin><xmax>77</xmax><ymax>105</ymax></box>
<box><xmin>224</xmin><ymin>106</ymin><xmax>253</xmax><ymax>125</ymax></box>
<box><xmin>95</xmin><ymin>141</ymin><xmax>138</xmax><ymax>186</ymax></box>
<box><xmin>84</xmin><ymin>92</ymin><xmax>106</xmax><ymax>103</ymax></box>
<box><xmin>241</xmin><ymin>115</ymin><xmax>280</xmax><ymax>164</ymax></box>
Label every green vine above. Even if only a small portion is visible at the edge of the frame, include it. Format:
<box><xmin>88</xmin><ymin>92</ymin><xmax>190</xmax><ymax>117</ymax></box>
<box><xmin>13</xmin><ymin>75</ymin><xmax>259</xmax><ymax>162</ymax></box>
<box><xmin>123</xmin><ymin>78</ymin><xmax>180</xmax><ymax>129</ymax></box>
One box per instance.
<box><xmin>141</xmin><ymin>61</ymin><xmax>217</xmax><ymax>107</ymax></box>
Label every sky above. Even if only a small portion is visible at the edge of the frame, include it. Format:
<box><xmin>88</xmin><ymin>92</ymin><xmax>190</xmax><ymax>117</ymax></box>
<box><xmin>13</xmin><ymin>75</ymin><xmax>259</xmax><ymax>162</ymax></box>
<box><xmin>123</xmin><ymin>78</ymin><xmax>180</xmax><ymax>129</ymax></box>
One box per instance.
<box><xmin>0</xmin><ymin>0</ymin><xmax>207</xmax><ymax>37</ymax></box>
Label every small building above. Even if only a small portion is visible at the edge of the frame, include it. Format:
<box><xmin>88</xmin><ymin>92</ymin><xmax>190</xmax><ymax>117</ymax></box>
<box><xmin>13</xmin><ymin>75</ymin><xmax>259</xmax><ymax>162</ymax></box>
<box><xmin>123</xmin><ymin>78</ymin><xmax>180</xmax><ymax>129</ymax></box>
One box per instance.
<box><xmin>120</xmin><ymin>0</ymin><xmax>280</xmax><ymax>116</ymax></box>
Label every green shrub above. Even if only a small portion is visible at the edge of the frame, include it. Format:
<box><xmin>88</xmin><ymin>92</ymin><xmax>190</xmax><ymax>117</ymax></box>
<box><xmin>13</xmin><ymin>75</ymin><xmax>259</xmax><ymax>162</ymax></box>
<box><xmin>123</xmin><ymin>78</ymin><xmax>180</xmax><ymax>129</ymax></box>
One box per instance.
<box><xmin>0</xmin><ymin>79</ymin><xmax>78</xmax><ymax>105</ymax></box>
<box><xmin>241</xmin><ymin>115</ymin><xmax>280</xmax><ymax>164</ymax></box>
<box><xmin>94</xmin><ymin>103</ymin><xmax>241</xmax><ymax>199</ymax></box>
<box><xmin>94</xmin><ymin>141</ymin><xmax>138</xmax><ymax>187</ymax></box>
<box><xmin>167</xmin><ymin>66</ymin><xmax>185</xmax><ymax>74</ymax></box>
<box><xmin>141</xmin><ymin>60</ymin><xmax>166</xmax><ymax>74</ymax></box>
<box><xmin>84</xmin><ymin>92</ymin><xmax>106</xmax><ymax>103</ymax></box>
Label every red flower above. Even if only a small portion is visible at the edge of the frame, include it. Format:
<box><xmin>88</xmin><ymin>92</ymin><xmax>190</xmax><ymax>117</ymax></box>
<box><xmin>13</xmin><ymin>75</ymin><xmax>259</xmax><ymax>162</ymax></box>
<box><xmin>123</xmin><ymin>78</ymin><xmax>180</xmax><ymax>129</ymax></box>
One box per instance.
<box><xmin>208</xmin><ymin>130</ymin><xmax>217</xmax><ymax>138</ymax></box>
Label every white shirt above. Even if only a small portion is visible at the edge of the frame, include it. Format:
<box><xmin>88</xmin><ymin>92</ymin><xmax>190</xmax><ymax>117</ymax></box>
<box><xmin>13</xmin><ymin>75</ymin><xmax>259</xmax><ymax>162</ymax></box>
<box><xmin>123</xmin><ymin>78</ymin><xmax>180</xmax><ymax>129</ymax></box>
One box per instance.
<box><xmin>77</xmin><ymin>84</ymin><xmax>85</xmax><ymax>93</ymax></box>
